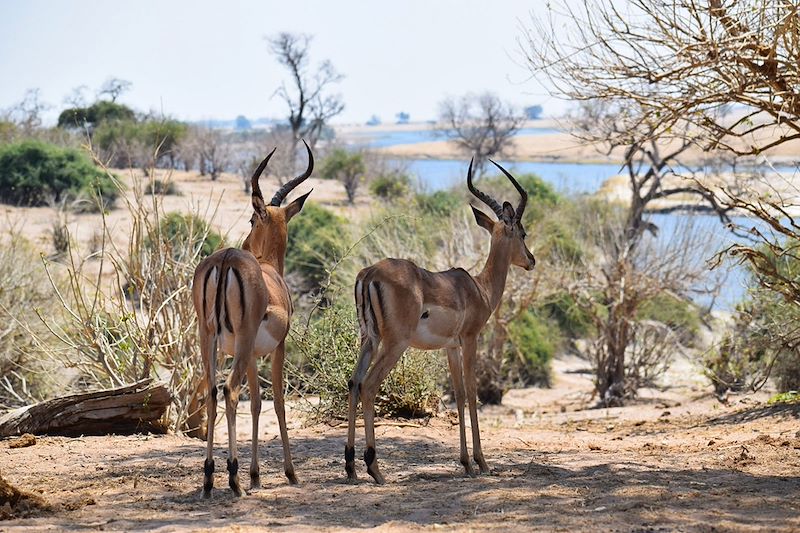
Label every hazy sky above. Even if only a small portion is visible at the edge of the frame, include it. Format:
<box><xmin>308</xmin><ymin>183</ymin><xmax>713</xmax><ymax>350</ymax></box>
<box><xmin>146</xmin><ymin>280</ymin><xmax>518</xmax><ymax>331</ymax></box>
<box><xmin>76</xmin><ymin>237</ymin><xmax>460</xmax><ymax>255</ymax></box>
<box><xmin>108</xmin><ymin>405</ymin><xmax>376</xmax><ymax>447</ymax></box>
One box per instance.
<box><xmin>0</xmin><ymin>0</ymin><xmax>563</xmax><ymax>125</ymax></box>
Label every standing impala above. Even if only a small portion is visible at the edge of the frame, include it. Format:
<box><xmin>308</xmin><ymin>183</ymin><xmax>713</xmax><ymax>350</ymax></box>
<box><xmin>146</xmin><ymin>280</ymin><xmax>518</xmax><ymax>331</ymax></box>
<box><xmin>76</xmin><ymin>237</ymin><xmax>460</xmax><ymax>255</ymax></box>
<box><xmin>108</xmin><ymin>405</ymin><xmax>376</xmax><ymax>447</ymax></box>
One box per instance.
<box><xmin>192</xmin><ymin>142</ymin><xmax>313</xmax><ymax>497</ymax></box>
<box><xmin>345</xmin><ymin>158</ymin><xmax>535</xmax><ymax>483</ymax></box>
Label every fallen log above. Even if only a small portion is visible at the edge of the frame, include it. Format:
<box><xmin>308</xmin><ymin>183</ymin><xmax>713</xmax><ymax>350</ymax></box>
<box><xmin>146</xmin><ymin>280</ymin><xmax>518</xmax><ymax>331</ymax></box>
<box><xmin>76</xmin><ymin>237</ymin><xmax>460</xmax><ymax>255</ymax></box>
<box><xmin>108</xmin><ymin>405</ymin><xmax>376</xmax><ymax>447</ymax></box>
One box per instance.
<box><xmin>0</xmin><ymin>380</ymin><xmax>171</xmax><ymax>438</ymax></box>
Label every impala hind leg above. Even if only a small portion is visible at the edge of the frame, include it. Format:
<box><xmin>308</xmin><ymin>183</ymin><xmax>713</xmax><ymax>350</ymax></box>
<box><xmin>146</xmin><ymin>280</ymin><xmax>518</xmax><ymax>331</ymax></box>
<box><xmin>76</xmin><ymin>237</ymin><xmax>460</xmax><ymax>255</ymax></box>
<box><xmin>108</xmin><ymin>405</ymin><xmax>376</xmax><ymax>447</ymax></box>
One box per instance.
<box><xmin>345</xmin><ymin>338</ymin><xmax>374</xmax><ymax>481</ymax></box>
<box><xmin>246</xmin><ymin>358</ymin><xmax>261</xmax><ymax>490</ymax></box>
<box><xmin>463</xmin><ymin>337</ymin><xmax>489</xmax><ymax>474</ymax></box>
<box><xmin>272</xmin><ymin>341</ymin><xmax>297</xmax><ymax>484</ymax></box>
<box><xmin>201</xmin><ymin>332</ymin><xmax>218</xmax><ymax>498</ymax></box>
<box><xmin>446</xmin><ymin>347</ymin><xmax>475</xmax><ymax>476</ymax></box>
<box><xmin>223</xmin><ymin>340</ymin><xmax>253</xmax><ymax>497</ymax></box>
<box><xmin>361</xmin><ymin>340</ymin><xmax>409</xmax><ymax>484</ymax></box>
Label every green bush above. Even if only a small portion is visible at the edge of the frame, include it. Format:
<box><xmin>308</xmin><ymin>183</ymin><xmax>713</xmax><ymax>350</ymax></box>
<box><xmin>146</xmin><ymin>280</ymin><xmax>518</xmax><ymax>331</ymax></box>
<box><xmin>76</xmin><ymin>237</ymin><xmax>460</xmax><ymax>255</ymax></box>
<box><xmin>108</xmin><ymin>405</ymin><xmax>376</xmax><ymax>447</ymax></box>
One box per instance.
<box><xmin>287</xmin><ymin>304</ymin><xmax>446</xmax><ymax>421</ymax></box>
<box><xmin>0</xmin><ymin>233</ymin><xmax>63</xmax><ymax>407</ymax></box>
<box><xmin>637</xmin><ymin>292</ymin><xmax>701</xmax><ymax>344</ymax></box>
<box><xmin>541</xmin><ymin>292</ymin><xmax>594</xmax><ymax>338</ymax></box>
<box><xmin>506</xmin><ymin>309</ymin><xmax>556</xmax><ymax>387</ymax></box>
<box><xmin>414</xmin><ymin>189</ymin><xmax>462</xmax><ymax>217</ymax></box>
<box><xmin>286</xmin><ymin>203</ymin><xmax>348</xmax><ymax>287</ymax></box>
<box><xmin>0</xmin><ymin>140</ymin><xmax>117</xmax><ymax>208</ymax></box>
<box><xmin>148</xmin><ymin>212</ymin><xmax>223</xmax><ymax>262</ymax></box>
<box><xmin>319</xmin><ymin>148</ymin><xmax>365</xmax><ymax>204</ymax></box>
<box><xmin>57</xmin><ymin>100</ymin><xmax>136</xmax><ymax>130</ymax></box>
<box><xmin>144</xmin><ymin>179</ymin><xmax>179</xmax><ymax>195</ymax></box>
<box><xmin>369</xmin><ymin>173</ymin><xmax>410</xmax><ymax>201</ymax></box>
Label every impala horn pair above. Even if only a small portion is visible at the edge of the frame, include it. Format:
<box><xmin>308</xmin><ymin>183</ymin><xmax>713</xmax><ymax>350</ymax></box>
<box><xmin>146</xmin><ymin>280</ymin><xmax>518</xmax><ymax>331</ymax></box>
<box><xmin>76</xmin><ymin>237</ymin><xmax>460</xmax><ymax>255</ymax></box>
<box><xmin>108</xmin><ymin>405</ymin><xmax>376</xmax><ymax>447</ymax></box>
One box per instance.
<box><xmin>250</xmin><ymin>139</ymin><xmax>314</xmax><ymax>207</ymax></box>
<box><xmin>467</xmin><ymin>158</ymin><xmax>527</xmax><ymax>223</ymax></box>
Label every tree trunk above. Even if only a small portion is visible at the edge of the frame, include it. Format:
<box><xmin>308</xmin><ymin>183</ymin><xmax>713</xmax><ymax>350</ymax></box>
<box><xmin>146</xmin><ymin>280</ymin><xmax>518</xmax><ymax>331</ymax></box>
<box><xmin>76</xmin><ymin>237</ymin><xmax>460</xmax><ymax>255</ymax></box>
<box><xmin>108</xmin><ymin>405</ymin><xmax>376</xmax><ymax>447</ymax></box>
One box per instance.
<box><xmin>0</xmin><ymin>380</ymin><xmax>170</xmax><ymax>437</ymax></box>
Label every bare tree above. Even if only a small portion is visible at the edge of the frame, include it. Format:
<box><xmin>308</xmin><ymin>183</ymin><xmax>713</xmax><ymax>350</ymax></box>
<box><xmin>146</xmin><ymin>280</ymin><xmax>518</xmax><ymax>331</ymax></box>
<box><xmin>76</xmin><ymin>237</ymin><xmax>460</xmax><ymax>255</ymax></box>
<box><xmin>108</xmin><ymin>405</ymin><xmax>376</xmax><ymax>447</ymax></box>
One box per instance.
<box><xmin>63</xmin><ymin>85</ymin><xmax>89</xmax><ymax>108</ymax></box>
<box><xmin>524</xmin><ymin>1</ymin><xmax>800</xmax><ymax>155</ymax></box>
<box><xmin>195</xmin><ymin>127</ymin><xmax>230</xmax><ymax>181</ymax></box>
<box><xmin>267</xmin><ymin>32</ymin><xmax>345</xmax><ymax>172</ymax></box>
<box><xmin>524</xmin><ymin>0</ymin><xmax>800</xmax><ymax>396</ymax></box>
<box><xmin>98</xmin><ymin>78</ymin><xmax>132</xmax><ymax>103</ymax></box>
<box><xmin>4</xmin><ymin>89</ymin><xmax>49</xmax><ymax>136</ymax></box>
<box><xmin>438</xmin><ymin>92</ymin><xmax>523</xmax><ymax>176</ymax></box>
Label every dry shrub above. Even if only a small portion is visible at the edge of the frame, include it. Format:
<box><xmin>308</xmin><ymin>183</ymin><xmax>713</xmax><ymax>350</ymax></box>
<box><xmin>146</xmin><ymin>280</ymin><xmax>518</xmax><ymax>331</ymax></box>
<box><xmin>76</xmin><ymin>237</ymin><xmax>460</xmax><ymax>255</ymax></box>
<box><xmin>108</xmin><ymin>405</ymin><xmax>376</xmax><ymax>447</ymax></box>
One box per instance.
<box><xmin>32</xmin><ymin>166</ymin><xmax>219</xmax><ymax>433</ymax></box>
<box><xmin>0</xmin><ymin>229</ymin><xmax>63</xmax><ymax>409</ymax></box>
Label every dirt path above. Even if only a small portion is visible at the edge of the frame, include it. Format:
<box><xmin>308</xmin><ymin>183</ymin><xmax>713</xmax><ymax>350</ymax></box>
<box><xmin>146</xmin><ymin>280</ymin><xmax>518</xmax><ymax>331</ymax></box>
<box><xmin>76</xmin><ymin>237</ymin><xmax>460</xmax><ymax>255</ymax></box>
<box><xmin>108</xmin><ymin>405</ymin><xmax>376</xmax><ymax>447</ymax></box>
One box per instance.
<box><xmin>2</xmin><ymin>360</ymin><xmax>799</xmax><ymax>532</ymax></box>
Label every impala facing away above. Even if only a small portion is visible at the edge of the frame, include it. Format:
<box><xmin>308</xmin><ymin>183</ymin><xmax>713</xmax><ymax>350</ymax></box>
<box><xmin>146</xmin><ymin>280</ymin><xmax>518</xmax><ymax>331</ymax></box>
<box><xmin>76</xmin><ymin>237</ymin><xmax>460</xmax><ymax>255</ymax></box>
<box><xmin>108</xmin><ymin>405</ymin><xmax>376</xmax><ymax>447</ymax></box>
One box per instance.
<box><xmin>345</xmin><ymin>159</ymin><xmax>535</xmax><ymax>483</ymax></box>
<box><xmin>192</xmin><ymin>142</ymin><xmax>313</xmax><ymax>497</ymax></box>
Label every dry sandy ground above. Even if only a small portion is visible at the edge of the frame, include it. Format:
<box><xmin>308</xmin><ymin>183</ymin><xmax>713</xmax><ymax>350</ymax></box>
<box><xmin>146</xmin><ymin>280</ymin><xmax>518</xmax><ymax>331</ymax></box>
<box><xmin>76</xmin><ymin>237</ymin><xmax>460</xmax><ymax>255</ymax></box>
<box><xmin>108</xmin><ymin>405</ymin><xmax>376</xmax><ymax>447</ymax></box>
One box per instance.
<box><xmin>2</xmin><ymin>357</ymin><xmax>799</xmax><ymax>532</ymax></box>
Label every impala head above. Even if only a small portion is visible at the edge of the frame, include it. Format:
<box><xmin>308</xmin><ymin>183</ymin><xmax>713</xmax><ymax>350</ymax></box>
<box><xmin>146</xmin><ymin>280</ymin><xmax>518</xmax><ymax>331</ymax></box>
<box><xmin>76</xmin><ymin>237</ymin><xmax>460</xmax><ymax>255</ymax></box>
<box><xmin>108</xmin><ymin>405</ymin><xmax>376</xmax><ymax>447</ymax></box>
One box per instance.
<box><xmin>242</xmin><ymin>141</ymin><xmax>313</xmax><ymax>264</ymax></box>
<box><xmin>467</xmin><ymin>158</ymin><xmax>535</xmax><ymax>271</ymax></box>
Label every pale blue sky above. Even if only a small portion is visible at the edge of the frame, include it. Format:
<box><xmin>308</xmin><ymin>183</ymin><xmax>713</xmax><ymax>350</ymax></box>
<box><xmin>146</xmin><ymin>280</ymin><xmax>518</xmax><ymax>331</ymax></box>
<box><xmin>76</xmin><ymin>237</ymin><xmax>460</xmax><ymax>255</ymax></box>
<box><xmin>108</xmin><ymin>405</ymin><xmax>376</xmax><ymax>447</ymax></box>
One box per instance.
<box><xmin>0</xmin><ymin>0</ymin><xmax>562</xmax><ymax>125</ymax></box>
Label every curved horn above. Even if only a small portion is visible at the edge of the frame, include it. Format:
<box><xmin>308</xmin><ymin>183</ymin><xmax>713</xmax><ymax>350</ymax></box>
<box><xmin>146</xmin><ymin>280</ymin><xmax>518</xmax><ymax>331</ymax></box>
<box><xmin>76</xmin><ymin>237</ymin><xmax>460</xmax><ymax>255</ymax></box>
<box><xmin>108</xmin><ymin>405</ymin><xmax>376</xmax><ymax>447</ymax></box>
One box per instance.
<box><xmin>489</xmin><ymin>159</ymin><xmax>528</xmax><ymax>222</ymax></box>
<box><xmin>466</xmin><ymin>157</ymin><xmax>503</xmax><ymax>218</ymax></box>
<box><xmin>251</xmin><ymin>147</ymin><xmax>277</xmax><ymax>203</ymax></box>
<box><xmin>270</xmin><ymin>139</ymin><xmax>314</xmax><ymax>206</ymax></box>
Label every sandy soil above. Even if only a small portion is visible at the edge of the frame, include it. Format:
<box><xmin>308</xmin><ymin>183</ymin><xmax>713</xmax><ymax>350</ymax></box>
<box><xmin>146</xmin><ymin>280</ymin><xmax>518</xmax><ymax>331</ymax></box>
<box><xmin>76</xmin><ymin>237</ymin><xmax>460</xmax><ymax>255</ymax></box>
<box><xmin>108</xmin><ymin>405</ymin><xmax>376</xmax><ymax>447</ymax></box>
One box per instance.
<box><xmin>1</xmin><ymin>356</ymin><xmax>799</xmax><ymax>532</ymax></box>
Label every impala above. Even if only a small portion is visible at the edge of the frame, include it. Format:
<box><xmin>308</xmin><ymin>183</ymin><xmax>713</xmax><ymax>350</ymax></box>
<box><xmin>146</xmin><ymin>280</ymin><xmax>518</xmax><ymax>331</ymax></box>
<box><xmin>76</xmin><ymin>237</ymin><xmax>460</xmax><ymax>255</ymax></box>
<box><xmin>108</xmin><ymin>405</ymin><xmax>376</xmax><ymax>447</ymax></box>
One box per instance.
<box><xmin>192</xmin><ymin>142</ymin><xmax>313</xmax><ymax>497</ymax></box>
<box><xmin>345</xmin><ymin>158</ymin><xmax>535</xmax><ymax>483</ymax></box>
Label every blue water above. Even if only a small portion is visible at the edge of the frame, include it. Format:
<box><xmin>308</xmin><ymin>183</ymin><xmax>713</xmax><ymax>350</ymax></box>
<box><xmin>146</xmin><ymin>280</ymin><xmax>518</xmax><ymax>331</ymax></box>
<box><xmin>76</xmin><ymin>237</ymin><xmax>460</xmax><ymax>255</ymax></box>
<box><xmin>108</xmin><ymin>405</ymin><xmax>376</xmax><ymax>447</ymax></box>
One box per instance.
<box><xmin>397</xmin><ymin>159</ymin><xmax>622</xmax><ymax>194</ymax></box>
<box><xmin>347</xmin><ymin>126</ymin><xmax>560</xmax><ymax>149</ymax></box>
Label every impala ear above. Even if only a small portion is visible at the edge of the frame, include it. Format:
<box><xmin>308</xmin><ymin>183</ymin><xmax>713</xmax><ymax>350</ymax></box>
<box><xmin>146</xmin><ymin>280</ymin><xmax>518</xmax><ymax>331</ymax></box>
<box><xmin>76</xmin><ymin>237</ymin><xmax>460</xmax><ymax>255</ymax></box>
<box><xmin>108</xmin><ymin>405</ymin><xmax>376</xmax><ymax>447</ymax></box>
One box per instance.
<box><xmin>285</xmin><ymin>189</ymin><xmax>313</xmax><ymax>221</ymax></box>
<box><xmin>501</xmin><ymin>201</ymin><xmax>515</xmax><ymax>225</ymax></box>
<box><xmin>471</xmin><ymin>205</ymin><xmax>495</xmax><ymax>233</ymax></box>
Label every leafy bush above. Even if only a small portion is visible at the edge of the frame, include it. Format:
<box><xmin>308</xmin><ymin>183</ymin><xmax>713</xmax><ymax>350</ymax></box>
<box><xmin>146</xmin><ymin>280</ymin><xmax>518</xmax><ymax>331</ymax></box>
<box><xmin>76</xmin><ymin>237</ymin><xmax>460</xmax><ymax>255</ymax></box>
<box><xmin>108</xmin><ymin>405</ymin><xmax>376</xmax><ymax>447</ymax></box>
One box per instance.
<box><xmin>0</xmin><ymin>232</ymin><xmax>62</xmax><ymax>408</ymax></box>
<box><xmin>0</xmin><ymin>140</ymin><xmax>117</xmax><ymax>208</ymax></box>
<box><xmin>57</xmin><ymin>100</ymin><xmax>136</xmax><ymax>130</ymax></box>
<box><xmin>145</xmin><ymin>179</ymin><xmax>179</xmax><ymax>195</ymax></box>
<box><xmin>149</xmin><ymin>212</ymin><xmax>223</xmax><ymax>262</ymax></box>
<box><xmin>319</xmin><ymin>148</ymin><xmax>365</xmax><ymax>204</ymax></box>
<box><xmin>369</xmin><ymin>173</ymin><xmax>410</xmax><ymax>201</ymax></box>
<box><xmin>540</xmin><ymin>292</ymin><xmax>595</xmax><ymax>338</ymax></box>
<box><xmin>506</xmin><ymin>309</ymin><xmax>556</xmax><ymax>387</ymax></box>
<box><xmin>414</xmin><ymin>190</ymin><xmax>462</xmax><ymax>217</ymax></box>
<box><xmin>286</xmin><ymin>203</ymin><xmax>348</xmax><ymax>288</ymax></box>
<box><xmin>637</xmin><ymin>292</ymin><xmax>700</xmax><ymax>345</ymax></box>
<box><xmin>288</xmin><ymin>304</ymin><xmax>446</xmax><ymax>421</ymax></box>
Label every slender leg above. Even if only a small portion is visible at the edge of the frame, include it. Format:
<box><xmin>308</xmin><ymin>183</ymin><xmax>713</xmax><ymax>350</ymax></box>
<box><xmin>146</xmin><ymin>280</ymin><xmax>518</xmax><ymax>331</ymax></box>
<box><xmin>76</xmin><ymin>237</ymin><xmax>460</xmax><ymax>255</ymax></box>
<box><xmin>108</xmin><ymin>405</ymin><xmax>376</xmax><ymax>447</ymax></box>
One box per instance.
<box><xmin>346</xmin><ymin>339</ymin><xmax>374</xmax><ymax>481</ymax></box>
<box><xmin>201</xmin><ymin>332</ymin><xmax>217</xmax><ymax>498</ymax></box>
<box><xmin>462</xmin><ymin>337</ymin><xmax>489</xmax><ymax>474</ymax></box>
<box><xmin>361</xmin><ymin>340</ymin><xmax>408</xmax><ymax>484</ymax></box>
<box><xmin>224</xmin><ymin>340</ymin><xmax>252</xmax><ymax>497</ymax></box>
<box><xmin>272</xmin><ymin>341</ymin><xmax>298</xmax><ymax>484</ymax></box>
<box><xmin>246</xmin><ymin>358</ymin><xmax>261</xmax><ymax>490</ymax></box>
<box><xmin>446</xmin><ymin>347</ymin><xmax>474</xmax><ymax>476</ymax></box>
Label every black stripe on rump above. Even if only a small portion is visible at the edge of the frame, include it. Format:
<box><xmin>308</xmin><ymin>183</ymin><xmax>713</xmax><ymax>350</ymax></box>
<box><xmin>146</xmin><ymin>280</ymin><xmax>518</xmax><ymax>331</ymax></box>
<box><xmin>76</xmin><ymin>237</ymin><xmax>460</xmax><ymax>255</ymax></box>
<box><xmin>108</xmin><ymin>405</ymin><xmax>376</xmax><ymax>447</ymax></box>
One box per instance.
<box><xmin>213</xmin><ymin>251</ymin><xmax>232</xmax><ymax>335</ymax></box>
<box><xmin>231</xmin><ymin>267</ymin><xmax>246</xmax><ymax>324</ymax></box>
<box><xmin>202</xmin><ymin>267</ymin><xmax>214</xmax><ymax>322</ymax></box>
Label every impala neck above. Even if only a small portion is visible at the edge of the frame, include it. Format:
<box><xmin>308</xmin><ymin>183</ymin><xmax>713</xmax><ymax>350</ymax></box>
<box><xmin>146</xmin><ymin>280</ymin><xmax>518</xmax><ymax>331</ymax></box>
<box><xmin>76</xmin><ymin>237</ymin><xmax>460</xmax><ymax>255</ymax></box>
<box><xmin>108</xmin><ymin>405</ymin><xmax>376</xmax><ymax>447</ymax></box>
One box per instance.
<box><xmin>242</xmin><ymin>241</ymin><xmax>286</xmax><ymax>275</ymax></box>
<box><xmin>260</xmin><ymin>249</ymin><xmax>285</xmax><ymax>276</ymax></box>
<box><xmin>476</xmin><ymin>234</ymin><xmax>512</xmax><ymax>311</ymax></box>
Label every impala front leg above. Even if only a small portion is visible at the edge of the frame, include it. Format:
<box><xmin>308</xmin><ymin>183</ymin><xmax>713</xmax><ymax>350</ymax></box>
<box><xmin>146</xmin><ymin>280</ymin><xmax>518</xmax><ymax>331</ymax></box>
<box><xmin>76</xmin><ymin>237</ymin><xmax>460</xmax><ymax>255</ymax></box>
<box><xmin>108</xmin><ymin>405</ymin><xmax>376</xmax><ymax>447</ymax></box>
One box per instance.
<box><xmin>463</xmin><ymin>337</ymin><xmax>489</xmax><ymax>474</ymax></box>
<box><xmin>272</xmin><ymin>341</ymin><xmax>298</xmax><ymax>484</ymax></box>
<box><xmin>446</xmin><ymin>347</ymin><xmax>474</xmax><ymax>476</ymax></box>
